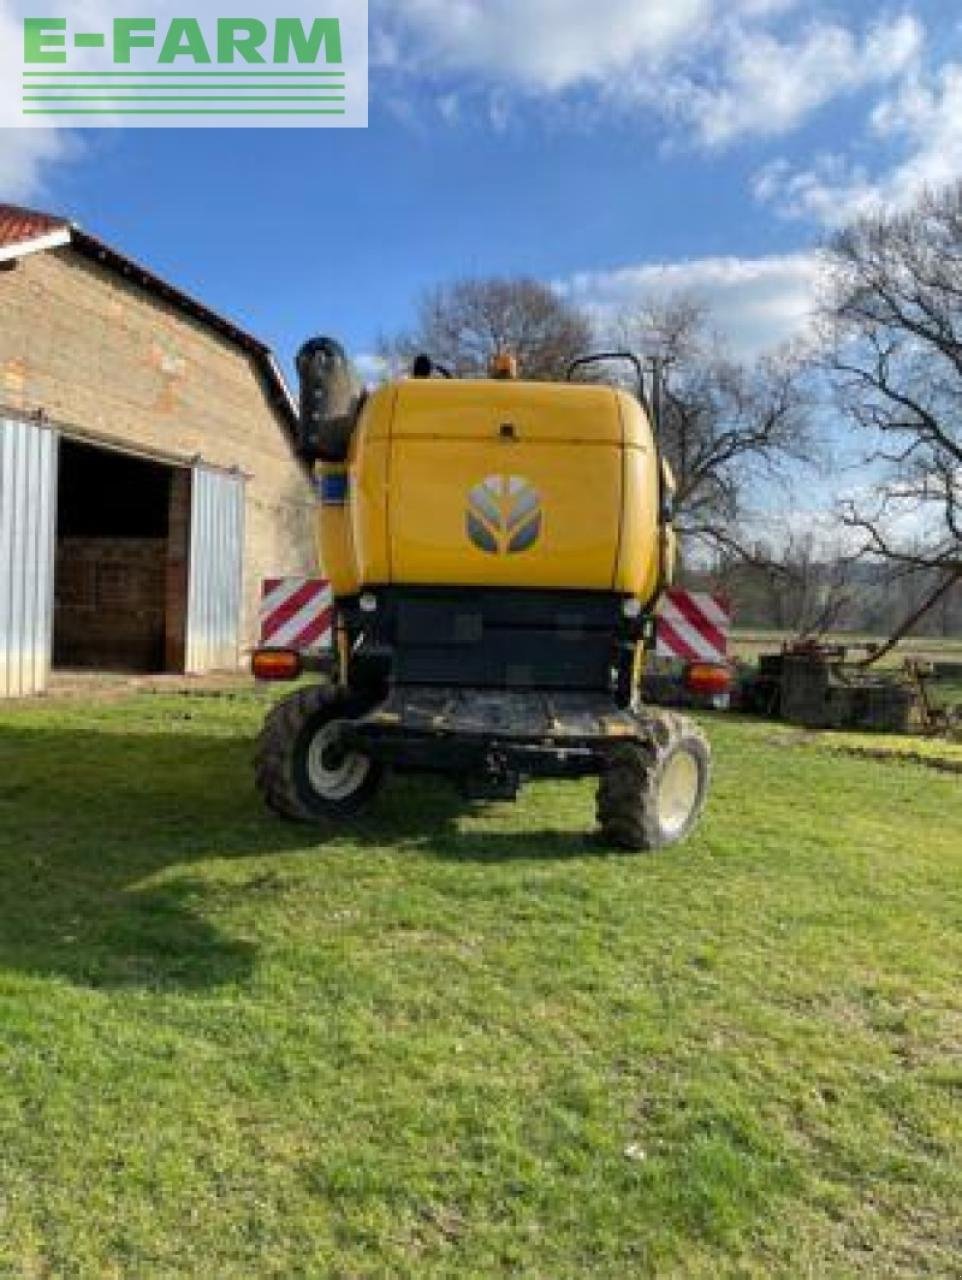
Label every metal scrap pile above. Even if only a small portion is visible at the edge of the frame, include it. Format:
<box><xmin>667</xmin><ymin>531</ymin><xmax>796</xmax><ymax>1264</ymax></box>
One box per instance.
<box><xmin>740</xmin><ymin>642</ymin><xmax>918</xmax><ymax>734</ymax></box>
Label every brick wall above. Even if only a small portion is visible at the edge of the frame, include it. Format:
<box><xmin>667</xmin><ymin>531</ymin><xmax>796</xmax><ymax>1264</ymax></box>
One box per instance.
<box><xmin>55</xmin><ymin>538</ymin><xmax>167</xmax><ymax>671</ymax></box>
<box><xmin>0</xmin><ymin>247</ymin><xmax>317</xmax><ymax>659</ymax></box>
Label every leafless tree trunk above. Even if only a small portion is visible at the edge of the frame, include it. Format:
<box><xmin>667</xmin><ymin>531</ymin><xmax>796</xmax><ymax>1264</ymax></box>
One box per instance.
<box><xmin>857</xmin><ymin>571</ymin><xmax>962</xmax><ymax>667</ymax></box>
<box><xmin>379</xmin><ymin>277</ymin><xmax>593</xmax><ymax>382</ymax></box>
<box><xmin>820</xmin><ymin>182</ymin><xmax>962</xmax><ymax>645</ymax></box>
<box><xmin>614</xmin><ymin>299</ymin><xmax>810</xmax><ymax>563</ymax></box>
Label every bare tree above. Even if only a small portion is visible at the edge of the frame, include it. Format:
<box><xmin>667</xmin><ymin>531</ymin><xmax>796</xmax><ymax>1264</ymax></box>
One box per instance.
<box><xmin>707</xmin><ymin>528</ymin><xmax>859</xmax><ymax>639</ymax></box>
<box><xmin>761</xmin><ymin>533</ymin><xmax>858</xmax><ymax>639</ymax></box>
<box><xmin>614</xmin><ymin>299</ymin><xmax>809</xmax><ymax>560</ymax></box>
<box><xmin>820</xmin><ymin>182</ymin><xmax>962</xmax><ymax>646</ymax></box>
<box><xmin>379</xmin><ymin>277</ymin><xmax>593</xmax><ymax>381</ymax></box>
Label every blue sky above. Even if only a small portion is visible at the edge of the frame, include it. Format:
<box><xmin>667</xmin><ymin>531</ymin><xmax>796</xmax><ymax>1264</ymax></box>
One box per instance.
<box><xmin>2</xmin><ymin>0</ymin><xmax>961</xmax><ymax>377</ymax></box>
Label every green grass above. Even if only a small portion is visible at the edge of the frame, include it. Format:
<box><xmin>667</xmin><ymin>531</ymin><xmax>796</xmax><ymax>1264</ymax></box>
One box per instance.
<box><xmin>1</xmin><ymin>690</ymin><xmax>961</xmax><ymax>1276</ymax></box>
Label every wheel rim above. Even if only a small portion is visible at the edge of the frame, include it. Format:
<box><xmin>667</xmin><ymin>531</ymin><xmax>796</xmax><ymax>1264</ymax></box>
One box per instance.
<box><xmin>306</xmin><ymin>721</ymin><xmax>371</xmax><ymax>802</ymax></box>
<box><xmin>656</xmin><ymin>749</ymin><xmax>701</xmax><ymax>839</ymax></box>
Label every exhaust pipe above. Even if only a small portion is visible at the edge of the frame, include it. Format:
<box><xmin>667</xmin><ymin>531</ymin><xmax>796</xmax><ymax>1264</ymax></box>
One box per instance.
<box><xmin>296</xmin><ymin>336</ymin><xmax>361</xmax><ymax>463</ymax></box>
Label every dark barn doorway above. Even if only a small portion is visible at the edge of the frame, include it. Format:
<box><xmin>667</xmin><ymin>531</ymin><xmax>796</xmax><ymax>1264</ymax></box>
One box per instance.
<box><xmin>54</xmin><ymin>440</ymin><xmax>190</xmax><ymax>673</ymax></box>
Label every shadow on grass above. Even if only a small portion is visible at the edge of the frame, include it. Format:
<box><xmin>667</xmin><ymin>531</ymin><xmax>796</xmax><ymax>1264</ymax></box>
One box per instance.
<box><xmin>348</xmin><ymin>790</ymin><xmax>611</xmax><ymax>864</ymax></box>
<box><xmin>0</xmin><ymin>717</ymin><xmax>624</xmax><ymax>992</ymax></box>
<box><xmin>0</xmin><ymin>720</ymin><xmax>307</xmax><ymax>993</ymax></box>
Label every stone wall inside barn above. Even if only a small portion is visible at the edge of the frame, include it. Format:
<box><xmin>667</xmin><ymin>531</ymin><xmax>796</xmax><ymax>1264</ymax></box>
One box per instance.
<box><xmin>55</xmin><ymin>537</ymin><xmax>168</xmax><ymax>671</ymax></box>
<box><xmin>0</xmin><ymin>246</ymin><xmax>317</xmax><ymax>656</ymax></box>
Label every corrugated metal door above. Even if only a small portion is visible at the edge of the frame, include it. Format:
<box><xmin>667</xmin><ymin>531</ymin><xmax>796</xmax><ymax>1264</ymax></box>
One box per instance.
<box><xmin>0</xmin><ymin>418</ymin><xmax>58</xmax><ymax>698</ymax></box>
<box><xmin>186</xmin><ymin>465</ymin><xmax>245</xmax><ymax>673</ymax></box>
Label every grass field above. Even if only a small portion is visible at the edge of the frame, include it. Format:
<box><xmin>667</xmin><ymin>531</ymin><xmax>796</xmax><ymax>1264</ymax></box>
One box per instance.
<box><xmin>1</xmin><ymin>688</ymin><xmax>961</xmax><ymax>1276</ymax></box>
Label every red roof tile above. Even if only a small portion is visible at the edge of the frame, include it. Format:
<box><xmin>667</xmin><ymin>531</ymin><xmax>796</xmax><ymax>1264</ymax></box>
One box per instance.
<box><xmin>0</xmin><ymin>202</ymin><xmax>297</xmax><ymax>432</ymax></box>
<box><xmin>0</xmin><ymin>203</ymin><xmax>69</xmax><ymax>252</ymax></box>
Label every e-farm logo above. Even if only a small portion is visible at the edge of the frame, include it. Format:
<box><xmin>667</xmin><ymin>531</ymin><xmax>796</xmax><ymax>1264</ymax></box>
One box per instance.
<box><xmin>9</xmin><ymin>1</ymin><xmax>368</xmax><ymax>128</ymax></box>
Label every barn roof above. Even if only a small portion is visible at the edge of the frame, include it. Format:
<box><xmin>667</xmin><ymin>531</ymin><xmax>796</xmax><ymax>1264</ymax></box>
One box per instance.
<box><xmin>0</xmin><ymin>205</ymin><xmax>72</xmax><ymax>257</ymax></box>
<box><xmin>0</xmin><ymin>202</ymin><xmax>298</xmax><ymax>432</ymax></box>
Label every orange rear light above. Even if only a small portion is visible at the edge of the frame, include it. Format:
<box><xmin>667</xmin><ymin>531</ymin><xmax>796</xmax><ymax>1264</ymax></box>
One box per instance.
<box><xmin>685</xmin><ymin>662</ymin><xmax>733</xmax><ymax>697</ymax></box>
<box><xmin>252</xmin><ymin>649</ymin><xmax>303</xmax><ymax>682</ymax></box>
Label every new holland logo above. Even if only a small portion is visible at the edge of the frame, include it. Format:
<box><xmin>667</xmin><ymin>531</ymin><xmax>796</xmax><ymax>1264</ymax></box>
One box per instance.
<box><xmin>466</xmin><ymin>475</ymin><xmax>542</xmax><ymax>556</ymax></box>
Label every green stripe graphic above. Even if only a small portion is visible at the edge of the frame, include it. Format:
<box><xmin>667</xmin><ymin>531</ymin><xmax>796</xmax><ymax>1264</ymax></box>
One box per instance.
<box><xmin>23</xmin><ymin>108</ymin><xmax>347</xmax><ymax>115</ymax></box>
<box><xmin>21</xmin><ymin>66</ymin><xmax>353</xmax><ymax>119</ymax></box>
<box><xmin>23</xmin><ymin>70</ymin><xmax>345</xmax><ymax>77</ymax></box>
<box><xmin>24</xmin><ymin>95</ymin><xmax>346</xmax><ymax>102</ymax></box>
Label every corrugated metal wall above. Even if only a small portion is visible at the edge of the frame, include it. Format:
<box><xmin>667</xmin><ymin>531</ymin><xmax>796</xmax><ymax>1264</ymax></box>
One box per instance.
<box><xmin>0</xmin><ymin>419</ymin><xmax>58</xmax><ymax>698</ymax></box>
<box><xmin>185</xmin><ymin>465</ymin><xmax>245</xmax><ymax>673</ymax></box>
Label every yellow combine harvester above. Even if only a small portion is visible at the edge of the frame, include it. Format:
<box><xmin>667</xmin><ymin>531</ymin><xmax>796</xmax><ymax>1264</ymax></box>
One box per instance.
<box><xmin>253</xmin><ymin>339</ymin><xmax>713</xmax><ymax>850</ymax></box>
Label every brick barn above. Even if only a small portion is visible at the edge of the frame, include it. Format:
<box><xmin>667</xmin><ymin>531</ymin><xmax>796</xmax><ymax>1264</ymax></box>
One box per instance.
<box><xmin>0</xmin><ymin>203</ymin><xmax>317</xmax><ymax>696</ymax></box>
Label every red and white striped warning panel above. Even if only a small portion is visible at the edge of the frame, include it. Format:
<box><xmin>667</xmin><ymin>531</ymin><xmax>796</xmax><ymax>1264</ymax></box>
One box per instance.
<box><xmin>260</xmin><ymin>579</ymin><xmax>334</xmax><ymax>652</ymax></box>
<box><xmin>656</xmin><ymin>590</ymin><xmax>731</xmax><ymax>664</ymax></box>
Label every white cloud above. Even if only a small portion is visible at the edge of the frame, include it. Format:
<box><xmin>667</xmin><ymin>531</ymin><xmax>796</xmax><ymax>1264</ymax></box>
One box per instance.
<box><xmin>869</xmin><ymin>62</ymin><xmax>962</xmax><ymax>201</ymax></box>
<box><xmin>753</xmin><ymin>155</ymin><xmax>877</xmax><ymax>226</ymax></box>
<box><xmin>665</xmin><ymin>15</ymin><xmax>922</xmax><ymax>148</ymax></box>
<box><xmin>0</xmin><ymin>0</ymin><xmax>123</xmax><ymax>201</ymax></box>
<box><xmin>378</xmin><ymin>3</ymin><xmax>928</xmax><ymax>153</ymax></box>
<box><xmin>557</xmin><ymin>252</ymin><xmax>821</xmax><ymax>358</ymax></box>
<box><xmin>755</xmin><ymin>60</ymin><xmax>962</xmax><ymax>226</ymax></box>
<box><xmin>0</xmin><ymin>1</ymin><xmax>72</xmax><ymax>200</ymax></box>
<box><xmin>380</xmin><ymin>0</ymin><xmax>714</xmax><ymax>92</ymax></box>
<box><xmin>0</xmin><ymin>129</ymin><xmax>77</xmax><ymax>203</ymax></box>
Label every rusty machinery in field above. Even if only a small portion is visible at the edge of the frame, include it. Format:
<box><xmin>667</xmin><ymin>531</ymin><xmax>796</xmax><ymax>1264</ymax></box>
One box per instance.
<box><xmin>741</xmin><ymin>639</ymin><xmax>960</xmax><ymax>736</ymax></box>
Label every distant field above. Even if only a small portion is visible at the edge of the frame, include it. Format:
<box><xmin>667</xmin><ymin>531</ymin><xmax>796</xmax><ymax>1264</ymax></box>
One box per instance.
<box><xmin>1</xmin><ymin>688</ymin><xmax>961</xmax><ymax>1276</ymax></box>
<box><xmin>731</xmin><ymin>631</ymin><xmax>962</xmax><ymax>669</ymax></box>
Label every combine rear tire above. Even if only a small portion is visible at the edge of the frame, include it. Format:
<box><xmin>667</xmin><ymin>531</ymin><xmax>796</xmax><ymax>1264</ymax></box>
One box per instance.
<box><xmin>597</xmin><ymin>711</ymin><xmax>711</xmax><ymax>851</ymax></box>
<box><xmin>255</xmin><ymin>685</ymin><xmax>383</xmax><ymax>823</ymax></box>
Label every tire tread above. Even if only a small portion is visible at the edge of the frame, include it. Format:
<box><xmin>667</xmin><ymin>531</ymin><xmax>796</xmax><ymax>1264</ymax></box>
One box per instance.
<box><xmin>255</xmin><ymin>685</ymin><xmax>381</xmax><ymax>823</ymax></box>
<box><xmin>597</xmin><ymin>710</ymin><xmax>711</xmax><ymax>852</ymax></box>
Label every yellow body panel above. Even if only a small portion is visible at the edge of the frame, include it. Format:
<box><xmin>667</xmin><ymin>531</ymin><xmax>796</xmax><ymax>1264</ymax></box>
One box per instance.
<box><xmin>391</xmin><ymin>379</ymin><xmax>625</xmax><ymax>444</ymax></box>
<box><xmin>351</xmin><ymin>437</ymin><xmax>392</xmax><ymax>585</ymax></box>
<box><xmin>389</xmin><ymin>439</ymin><xmax>623</xmax><ymax>588</ymax></box>
<box><xmin>318</xmin><ymin>378</ymin><xmax>669</xmax><ymax>606</ymax></box>
<box><xmin>612</xmin><ymin>395</ymin><xmax>663</xmax><ymax>604</ymax></box>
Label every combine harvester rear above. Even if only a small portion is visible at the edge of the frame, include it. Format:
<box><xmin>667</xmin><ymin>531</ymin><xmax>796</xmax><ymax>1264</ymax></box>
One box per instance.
<box><xmin>253</xmin><ymin>342</ymin><xmax>717</xmax><ymax>851</ymax></box>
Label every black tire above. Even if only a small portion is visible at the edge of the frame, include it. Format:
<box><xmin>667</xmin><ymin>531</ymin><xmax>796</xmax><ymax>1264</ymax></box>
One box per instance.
<box><xmin>255</xmin><ymin>685</ymin><xmax>383</xmax><ymax>823</ymax></box>
<box><xmin>597</xmin><ymin>710</ymin><xmax>711</xmax><ymax>852</ymax></box>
